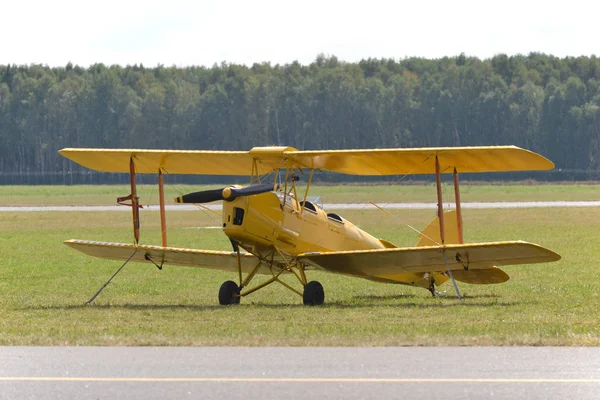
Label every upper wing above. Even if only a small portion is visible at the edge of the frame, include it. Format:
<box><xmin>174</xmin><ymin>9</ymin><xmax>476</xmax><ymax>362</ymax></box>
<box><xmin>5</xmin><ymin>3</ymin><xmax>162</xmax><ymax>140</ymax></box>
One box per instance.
<box><xmin>287</xmin><ymin>146</ymin><xmax>554</xmax><ymax>175</ymax></box>
<box><xmin>65</xmin><ymin>239</ymin><xmax>263</xmax><ymax>273</ymax></box>
<box><xmin>59</xmin><ymin>145</ymin><xmax>553</xmax><ymax>176</ymax></box>
<box><xmin>299</xmin><ymin>241</ymin><xmax>561</xmax><ymax>278</ymax></box>
<box><xmin>59</xmin><ymin>147</ymin><xmax>292</xmax><ymax>175</ymax></box>
<box><xmin>58</xmin><ymin>146</ymin><xmax>298</xmax><ymax>175</ymax></box>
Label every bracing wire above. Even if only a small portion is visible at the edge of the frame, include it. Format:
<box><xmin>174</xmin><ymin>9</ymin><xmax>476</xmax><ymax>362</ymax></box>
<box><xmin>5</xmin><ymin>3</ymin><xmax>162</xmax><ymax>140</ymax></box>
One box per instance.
<box><xmin>132</xmin><ymin>158</ymin><xmax>223</xmax><ymax>228</ymax></box>
<box><xmin>442</xmin><ymin>253</ymin><xmax>463</xmax><ymax>301</ymax></box>
<box><xmin>86</xmin><ymin>250</ymin><xmax>137</xmax><ymax>304</ymax></box>
<box><xmin>368</xmin><ymin>201</ymin><xmax>441</xmax><ymax>246</ymax></box>
<box><xmin>364</xmin><ymin>156</ymin><xmax>435</xmax><ymax>243</ymax></box>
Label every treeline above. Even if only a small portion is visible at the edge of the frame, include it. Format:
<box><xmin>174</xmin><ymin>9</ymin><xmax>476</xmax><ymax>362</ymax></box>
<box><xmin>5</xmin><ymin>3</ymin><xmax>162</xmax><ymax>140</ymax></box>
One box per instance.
<box><xmin>0</xmin><ymin>53</ymin><xmax>599</xmax><ymax>182</ymax></box>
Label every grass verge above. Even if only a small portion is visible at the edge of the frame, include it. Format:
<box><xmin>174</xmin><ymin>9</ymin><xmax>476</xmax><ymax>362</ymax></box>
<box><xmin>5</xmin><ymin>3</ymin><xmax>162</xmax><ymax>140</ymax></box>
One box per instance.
<box><xmin>1</xmin><ymin>205</ymin><xmax>597</xmax><ymax>346</ymax></box>
<box><xmin>0</xmin><ymin>182</ymin><xmax>599</xmax><ymax>205</ymax></box>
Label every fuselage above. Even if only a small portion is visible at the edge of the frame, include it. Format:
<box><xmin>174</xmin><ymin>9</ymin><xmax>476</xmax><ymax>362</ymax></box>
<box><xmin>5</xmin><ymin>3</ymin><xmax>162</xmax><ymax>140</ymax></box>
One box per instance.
<box><xmin>220</xmin><ymin>191</ymin><xmax>442</xmax><ymax>289</ymax></box>
<box><xmin>221</xmin><ymin>192</ymin><xmax>392</xmax><ymax>256</ymax></box>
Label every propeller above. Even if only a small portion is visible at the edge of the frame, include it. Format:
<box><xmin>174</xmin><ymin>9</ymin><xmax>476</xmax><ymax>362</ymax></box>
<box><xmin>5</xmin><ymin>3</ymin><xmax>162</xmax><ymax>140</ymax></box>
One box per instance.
<box><xmin>175</xmin><ymin>183</ymin><xmax>275</xmax><ymax>204</ymax></box>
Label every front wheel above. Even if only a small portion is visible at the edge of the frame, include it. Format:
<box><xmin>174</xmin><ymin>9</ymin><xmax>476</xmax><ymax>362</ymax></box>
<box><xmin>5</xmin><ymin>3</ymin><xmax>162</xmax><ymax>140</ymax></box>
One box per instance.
<box><xmin>218</xmin><ymin>280</ymin><xmax>240</xmax><ymax>305</ymax></box>
<box><xmin>303</xmin><ymin>281</ymin><xmax>324</xmax><ymax>306</ymax></box>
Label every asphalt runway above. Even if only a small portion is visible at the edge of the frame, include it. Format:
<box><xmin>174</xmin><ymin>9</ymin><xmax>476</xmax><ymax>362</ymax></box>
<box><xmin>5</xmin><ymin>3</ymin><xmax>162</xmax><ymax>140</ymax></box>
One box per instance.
<box><xmin>1</xmin><ymin>347</ymin><xmax>598</xmax><ymax>399</ymax></box>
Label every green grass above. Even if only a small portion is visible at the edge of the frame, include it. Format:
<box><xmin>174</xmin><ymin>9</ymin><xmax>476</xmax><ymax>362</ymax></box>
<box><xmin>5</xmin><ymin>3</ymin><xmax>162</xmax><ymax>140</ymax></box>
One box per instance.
<box><xmin>1</xmin><ymin>182</ymin><xmax>599</xmax><ymax>205</ymax></box>
<box><xmin>1</xmin><ymin>204</ymin><xmax>598</xmax><ymax>346</ymax></box>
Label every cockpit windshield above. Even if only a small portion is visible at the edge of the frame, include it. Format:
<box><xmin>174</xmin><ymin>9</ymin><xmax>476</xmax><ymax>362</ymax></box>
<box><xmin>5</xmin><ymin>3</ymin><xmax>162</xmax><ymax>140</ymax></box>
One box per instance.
<box><xmin>305</xmin><ymin>196</ymin><xmax>323</xmax><ymax>209</ymax></box>
<box><xmin>277</xmin><ymin>192</ymin><xmax>324</xmax><ymax>211</ymax></box>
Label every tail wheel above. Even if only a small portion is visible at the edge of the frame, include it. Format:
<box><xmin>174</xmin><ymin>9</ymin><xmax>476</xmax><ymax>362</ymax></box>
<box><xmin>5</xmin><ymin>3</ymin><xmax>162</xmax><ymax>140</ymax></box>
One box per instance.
<box><xmin>303</xmin><ymin>281</ymin><xmax>325</xmax><ymax>306</ymax></box>
<box><xmin>219</xmin><ymin>280</ymin><xmax>241</xmax><ymax>305</ymax></box>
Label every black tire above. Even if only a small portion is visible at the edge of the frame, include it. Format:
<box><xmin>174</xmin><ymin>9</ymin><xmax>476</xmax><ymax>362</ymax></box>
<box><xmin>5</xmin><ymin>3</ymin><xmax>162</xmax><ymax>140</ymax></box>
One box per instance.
<box><xmin>218</xmin><ymin>280</ymin><xmax>240</xmax><ymax>305</ymax></box>
<box><xmin>303</xmin><ymin>281</ymin><xmax>325</xmax><ymax>306</ymax></box>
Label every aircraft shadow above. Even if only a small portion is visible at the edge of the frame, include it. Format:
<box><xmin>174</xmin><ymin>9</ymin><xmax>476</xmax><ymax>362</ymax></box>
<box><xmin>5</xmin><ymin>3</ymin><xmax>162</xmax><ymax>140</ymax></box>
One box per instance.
<box><xmin>460</xmin><ymin>293</ymin><xmax>501</xmax><ymax>299</ymax></box>
<box><xmin>20</xmin><ymin>303</ymin><xmax>229</xmax><ymax>312</ymax></box>
<box><xmin>352</xmin><ymin>294</ymin><xmax>417</xmax><ymax>301</ymax></box>
<box><xmin>20</xmin><ymin>296</ymin><xmax>515</xmax><ymax>311</ymax></box>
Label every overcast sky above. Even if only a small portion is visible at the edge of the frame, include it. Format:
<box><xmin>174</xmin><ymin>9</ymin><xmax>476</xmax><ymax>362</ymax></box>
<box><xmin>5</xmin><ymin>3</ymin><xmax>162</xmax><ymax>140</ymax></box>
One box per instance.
<box><xmin>2</xmin><ymin>0</ymin><xmax>599</xmax><ymax>67</ymax></box>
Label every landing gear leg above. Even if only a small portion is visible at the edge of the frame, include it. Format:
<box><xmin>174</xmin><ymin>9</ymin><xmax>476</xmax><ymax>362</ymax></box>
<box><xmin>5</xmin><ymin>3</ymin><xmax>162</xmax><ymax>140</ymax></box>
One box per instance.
<box><xmin>219</xmin><ymin>280</ymin><xmax>241</xmax><ymax>305</ymax></box>
<box><xmin>428</xmin><ymin>278</ymin><xmax>436</xmax><ymax>297</ymax></box>
<box><xmin>303</xmin><ymin>281</ymin><xmax>325</xmax><ymax>306</ymax></box>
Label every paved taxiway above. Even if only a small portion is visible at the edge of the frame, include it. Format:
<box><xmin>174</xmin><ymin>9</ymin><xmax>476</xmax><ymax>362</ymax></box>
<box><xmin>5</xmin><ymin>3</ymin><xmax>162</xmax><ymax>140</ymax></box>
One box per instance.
<box><xmin>1</xmin><ymin>200</ymin><xmax>599</xmax><ymax>212</ymax></box>
<box><xmin>1</xmin><ymin>347</ymin><xmax>598</xmax><ymax>399</ymax></box>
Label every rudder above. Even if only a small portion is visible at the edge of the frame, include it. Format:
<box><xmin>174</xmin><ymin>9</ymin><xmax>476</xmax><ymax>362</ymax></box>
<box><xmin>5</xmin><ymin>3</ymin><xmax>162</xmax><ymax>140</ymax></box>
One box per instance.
<box><xmin>416</xmin><ymin>210</ymin><xmax>510</xmax><ymax>285</ymax></box>
<box><xmin>416</xmin><ymin>210</ymin><xmax>460</xmax><ymax>247</ymax></box>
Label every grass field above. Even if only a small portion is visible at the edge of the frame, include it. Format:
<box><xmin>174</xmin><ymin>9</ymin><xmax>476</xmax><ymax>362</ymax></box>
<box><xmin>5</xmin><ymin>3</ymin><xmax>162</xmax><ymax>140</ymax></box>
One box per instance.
<box><xmin>1</xmin><ymin>184</ymin><xmax>599</xmax><ymax>346</ymax></box>
<box><xmin>1</xmin><ymin>182</ymin><xmax>599</xmax><ymax>205</ymax></box>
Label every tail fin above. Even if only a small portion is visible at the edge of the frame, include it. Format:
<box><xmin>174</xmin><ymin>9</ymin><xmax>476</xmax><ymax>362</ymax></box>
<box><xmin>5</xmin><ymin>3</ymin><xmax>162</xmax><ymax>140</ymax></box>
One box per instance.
<box><xmin>417</xmin><ymin>210</ymin><xmax>510</xmax><ymax>285</ymax></box>
<box><xmin>414</xmin><ymin>210</ymin><xmax>460</xmax><ymax>288</ymax></box>
<box><xmin>416</xmin><ymin>210</ymin><xmax>460</xmax><ymax>247</ymax></box>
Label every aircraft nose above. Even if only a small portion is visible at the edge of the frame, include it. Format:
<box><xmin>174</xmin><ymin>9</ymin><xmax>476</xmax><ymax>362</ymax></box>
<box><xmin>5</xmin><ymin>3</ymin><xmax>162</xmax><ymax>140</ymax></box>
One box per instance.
<box><xmin>222</xmin><ymin>187</ymin><xmax>233</xmax><ymax>200</ymax></box>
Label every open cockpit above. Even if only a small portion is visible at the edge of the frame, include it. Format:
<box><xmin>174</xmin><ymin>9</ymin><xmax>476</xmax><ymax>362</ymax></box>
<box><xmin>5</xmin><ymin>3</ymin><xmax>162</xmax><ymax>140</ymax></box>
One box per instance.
<box><xmin>276</xmin><ymin>190</ymin><xmax>344</xmax><ymax>223</ymax></box>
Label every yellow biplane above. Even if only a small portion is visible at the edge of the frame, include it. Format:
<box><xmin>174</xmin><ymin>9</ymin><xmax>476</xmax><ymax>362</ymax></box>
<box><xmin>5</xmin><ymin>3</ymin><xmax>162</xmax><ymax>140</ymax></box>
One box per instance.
<box><xmin>59</xmin><ymin>145</ymin><xmax>561</xmax><ymax>305</ymax></box>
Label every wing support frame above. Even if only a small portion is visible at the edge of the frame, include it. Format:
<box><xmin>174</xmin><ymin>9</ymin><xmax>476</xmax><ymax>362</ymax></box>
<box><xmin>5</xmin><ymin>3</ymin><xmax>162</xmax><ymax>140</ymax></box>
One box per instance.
<box><xmin>435</xmin><ymin>156</ymin><xmax>445</xmax><ymax>244</ymax></box>
<box><xmin>435</xmin><ymin>156</ymin><xmax>463</xmax><ymax>300</ymax></box>
<box><xmin>144</xmin><ymin>253</ymin><xmax>164</xmax><ymax>270</ymax></box>
<box><xmin>232</xmin><ymin>246</ymin><xmax>308</xmax><ymax>300</ymax></box>
<box><xmin>250</xmin><ymin>158</ymin><xmax>261</xmax><ymax>185</ymax></box>
<box><xmin>300</xmin><ymin>168</ymin><xmax>315</xmax><ymax>215</ymax></box>
<box><xmin>158</xmin><ymin>168</ymin><xmax>168</xmax><ymax>247</ymax></box>
<box><xmin>116</xmin><ymin>157</ymin><xmax>142</xmax><ymax>244</ymax></box>
<box><xmin>453</xmin><ymin>168</ymin><xmax>464</xmax><ymax>244</ymax></box>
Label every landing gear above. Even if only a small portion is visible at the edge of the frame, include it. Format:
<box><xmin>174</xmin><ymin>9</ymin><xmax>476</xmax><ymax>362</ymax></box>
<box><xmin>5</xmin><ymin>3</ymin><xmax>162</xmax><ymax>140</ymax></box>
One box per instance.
<box><xmin>428</xmin><ymin>278</ymin><xmax>436</xmax><ymax>297</ymax></box>
<box><xmin>219</xmin><ymin>280</ymin><xmax>240</xmax><ymax>305</ymax></box>
<box><xmin>218</xmin><ymin>248</ymin><xmax>322</xmax><ymax>305</ymax></box>
<box><xmin>303</xmin><ymin>281</ymin><xmax>324</xmax><ymax>306</ymax></box>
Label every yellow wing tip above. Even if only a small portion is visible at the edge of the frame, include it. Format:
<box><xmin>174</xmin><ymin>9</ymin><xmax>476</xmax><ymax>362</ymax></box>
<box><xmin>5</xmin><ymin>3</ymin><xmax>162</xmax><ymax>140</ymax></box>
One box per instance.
<box><xmin>515</xmin><ymin>240</ymin><xmax>561</xmax><ymax>261</ymax></box>
<box><xmin>529</xmin><ymin>151</ymin><xmax>555</xmax><ymax>171</ymax></box>
<box><xmin>546</xmin><ymin>249</ymin><xmax>562</xmax><ymax>261</ymax></box>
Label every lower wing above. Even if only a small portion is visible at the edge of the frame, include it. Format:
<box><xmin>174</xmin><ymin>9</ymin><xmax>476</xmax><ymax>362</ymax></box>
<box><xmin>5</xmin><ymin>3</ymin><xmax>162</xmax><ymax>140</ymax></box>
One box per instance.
<box><xmin>299</xmin><ymin>241</ymin><xmax>561</xmax><ymax>281</ymax></box>
<box><xmin>65</xmin><ymin>239</ymin><xmax>261</xmax><ymax>273</ymax></box>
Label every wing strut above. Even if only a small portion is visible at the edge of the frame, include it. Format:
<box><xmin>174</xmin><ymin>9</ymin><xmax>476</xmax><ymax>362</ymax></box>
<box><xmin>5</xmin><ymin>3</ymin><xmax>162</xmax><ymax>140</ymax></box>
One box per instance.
<box><xmin>158</xmin><ymin>168</ymin><xmax>167</xmax><ymax>247</ymax></box>
<box><xmin>116</xmin><ymin>157</ymin><xmax>142</xmax><ymax>244</ymax></box>
<box><xmin>453</xmin><ymin>168</ymin><xmax>464</xmax><ymax>244</ymax></box>
<box><xmin>435</xmin><ymin>156</ymin><xmax>445</xmax><ymax>244</ymax></box>
<box><xmin>301</xmin><ymin>168</ymin><xmax>315</xmax><ymax>215</ymax></box>
<box><xmin>435</xmin><ymin>156</ymin><xmax>462</xmax><ymax>300</ymax></box>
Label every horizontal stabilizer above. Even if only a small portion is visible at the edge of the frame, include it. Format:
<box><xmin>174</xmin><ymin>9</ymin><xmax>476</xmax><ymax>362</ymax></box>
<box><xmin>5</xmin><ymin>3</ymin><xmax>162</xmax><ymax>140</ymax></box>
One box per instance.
<box><xmin>64</xmin><ymin>240</ymin><xmax>263</xmax><ymax>273</ymax></box>
<box><xmin>451</xmin><ymin>267</ymin><xmax>510</xmax><ymax>284</ymax></box>
<box><xmin>299</xmin><ymin>241</ymin><xmax>560</xmax><ymax>278</ymax></box>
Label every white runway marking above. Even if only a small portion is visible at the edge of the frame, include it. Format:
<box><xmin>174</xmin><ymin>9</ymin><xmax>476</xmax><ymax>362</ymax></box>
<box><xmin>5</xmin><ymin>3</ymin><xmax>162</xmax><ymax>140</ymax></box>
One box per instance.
<box><xmin>1</xmin><ymin>377</ymin><xmax>599</xmax><ymax>383</ymax></box>
<box><xmin>1</xmin><ymin>201</ymin><xmax>599</xmax><ymax>212</ymax></box>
